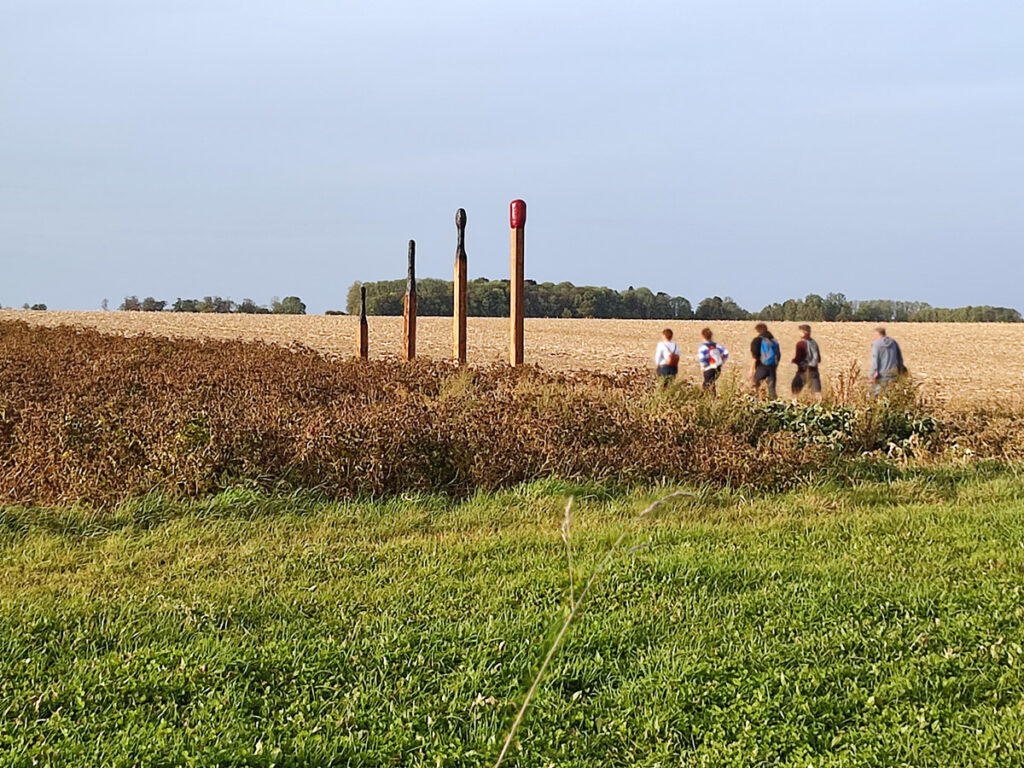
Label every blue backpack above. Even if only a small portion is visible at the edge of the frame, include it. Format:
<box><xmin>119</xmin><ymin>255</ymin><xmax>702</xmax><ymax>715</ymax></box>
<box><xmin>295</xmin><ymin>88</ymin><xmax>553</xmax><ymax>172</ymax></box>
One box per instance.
<box><xmin>759</xmin><ymin>337</ymin><xmax>780</xmax><ymax>367</ymax></box>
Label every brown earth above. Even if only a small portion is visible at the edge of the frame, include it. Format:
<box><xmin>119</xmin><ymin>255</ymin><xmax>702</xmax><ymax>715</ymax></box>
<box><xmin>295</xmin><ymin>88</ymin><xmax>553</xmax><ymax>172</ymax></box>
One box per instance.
<box><xmin>4</xmin><ymin>310</ymin><xmax>1021</xmax><ymax>409</ymax></box>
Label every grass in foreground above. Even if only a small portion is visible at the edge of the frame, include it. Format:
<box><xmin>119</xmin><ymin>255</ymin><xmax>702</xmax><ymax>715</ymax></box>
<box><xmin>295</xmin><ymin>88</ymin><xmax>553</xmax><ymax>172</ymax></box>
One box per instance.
<box><xmin>2</xmin><ymin>471</ymin><xmax>1024</xmax><ymax>767</ymax></box>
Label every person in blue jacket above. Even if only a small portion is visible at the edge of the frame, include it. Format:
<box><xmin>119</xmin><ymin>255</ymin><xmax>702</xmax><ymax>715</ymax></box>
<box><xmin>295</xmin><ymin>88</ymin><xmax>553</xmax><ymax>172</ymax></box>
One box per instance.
<box><xmin>749</xmin><ymin>323</ymin><xmax>781</xmax><ymax>399</ymax></box>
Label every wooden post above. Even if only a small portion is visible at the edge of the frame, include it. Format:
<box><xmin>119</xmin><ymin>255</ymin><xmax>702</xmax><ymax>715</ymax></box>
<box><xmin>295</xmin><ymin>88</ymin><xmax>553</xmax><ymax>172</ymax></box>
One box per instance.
<box><xmin>509</xmin><ymin>199</ymin><xmax>526</xmax><ymax>366</ymax></box>
<box><xmin>357</xmin><ymin>285</ymin><xmax>369</xmax><ymax>360</ymax></box>
<box><xmin>453</xmin><ymin>208</ymin><xmax>468</xmax><ymax>365</ymax></box>
<box><xmin>403</xmin><ymin>240</ymin><xmax>417</xmax><ymax>361</ymax></box>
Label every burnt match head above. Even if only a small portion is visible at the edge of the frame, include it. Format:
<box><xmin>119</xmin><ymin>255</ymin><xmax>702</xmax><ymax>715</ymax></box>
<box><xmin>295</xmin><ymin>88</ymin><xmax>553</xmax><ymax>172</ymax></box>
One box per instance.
<box><xmin>455</xmin><ymin>208</ymin><xmax>467</xmax><ymax>255</ymax></box>
<box><xmin>407</xmin><ymin>240</ymin><xmax>416</xmax><ymax>291</ymax></box>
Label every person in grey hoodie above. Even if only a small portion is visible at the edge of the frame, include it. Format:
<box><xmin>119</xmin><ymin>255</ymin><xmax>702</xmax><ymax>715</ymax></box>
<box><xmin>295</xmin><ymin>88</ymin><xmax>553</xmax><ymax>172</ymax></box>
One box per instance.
<box><xmin>870</xmin><ymin>327</ymin><xmax>906</xmax><ymax>391</ymax></box>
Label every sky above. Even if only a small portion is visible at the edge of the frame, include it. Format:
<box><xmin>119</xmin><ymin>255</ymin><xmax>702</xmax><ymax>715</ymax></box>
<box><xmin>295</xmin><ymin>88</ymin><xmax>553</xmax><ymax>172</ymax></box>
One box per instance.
<box><xmin>2</xmin><ymin>1</ymin><xmax>1023</xmax><ymax>314</ymax></box>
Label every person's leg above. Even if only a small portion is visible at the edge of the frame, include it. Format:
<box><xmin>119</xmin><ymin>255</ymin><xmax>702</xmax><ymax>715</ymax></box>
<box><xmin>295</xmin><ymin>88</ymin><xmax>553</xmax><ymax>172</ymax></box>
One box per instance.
<box><xmin>792</xmin><ymin>369</ymin><xmax>805</xmax><ymax>398</ymax></box>
<box><xmin>809</xmin><ymin>368</ymin><xmax>823</xmax><ymax>403</ymax></box>
<box><xmin>752</xmin><ymin>365</ymin><xmax>767</xmax><ymax>396</ymax></box>
<box><xmin>872</xmin><ymin>373</ymin><xmax>895</xmax><ymax>396</ymax></box>
<box><xmin>767</xmin><ymin>366</ymin><xmax>778</xmax><ymax>400</ymax></box>
<box><xmin>703</xmin><ymin>368</ymin><xmax>721</xmax><ymax>395</ymax></box>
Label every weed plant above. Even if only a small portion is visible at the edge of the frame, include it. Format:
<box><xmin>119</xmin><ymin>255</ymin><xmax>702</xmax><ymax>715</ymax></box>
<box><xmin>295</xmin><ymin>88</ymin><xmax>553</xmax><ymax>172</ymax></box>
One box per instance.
<box><xmin>0</xmin><ymin>321</ymin><xmax>971</xmax><ymax>506</ymax></box>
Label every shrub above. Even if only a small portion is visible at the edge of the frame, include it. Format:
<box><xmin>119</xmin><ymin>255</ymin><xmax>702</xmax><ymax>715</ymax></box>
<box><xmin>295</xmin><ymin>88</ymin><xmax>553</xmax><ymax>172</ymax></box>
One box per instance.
<box><xmin>0</xmin><ymin>320</ymin><xmax>963</xmax><ymax>506</ymax></box>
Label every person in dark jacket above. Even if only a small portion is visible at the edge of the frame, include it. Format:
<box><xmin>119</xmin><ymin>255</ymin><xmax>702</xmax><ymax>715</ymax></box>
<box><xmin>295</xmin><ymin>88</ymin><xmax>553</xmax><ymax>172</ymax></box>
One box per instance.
<box><xmin>791</xmin><ymin>324</ymin><xmax>822</xmax><ymax>402</ymax></box>
<box><xmin>749</xmin><ymin>323</ymin><xmax>780</xmax><ymax>399</ymax></box>
<box><xmin>870</xmin><ymin>327</ymin><xmax>906</xmax><ymax>392</ymax></box>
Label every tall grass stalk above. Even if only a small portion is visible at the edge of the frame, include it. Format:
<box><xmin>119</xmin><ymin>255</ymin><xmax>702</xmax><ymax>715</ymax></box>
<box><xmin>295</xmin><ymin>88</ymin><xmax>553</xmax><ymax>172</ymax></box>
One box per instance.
<box><xmin>561</xmin><ymin>499</ymin><xmax>574</xmax><ymax>606</ymax></box>
<box><xmin>492</xmin><ymin>490</ymin><xmax>694</xmax><ymax>768</ymax></box>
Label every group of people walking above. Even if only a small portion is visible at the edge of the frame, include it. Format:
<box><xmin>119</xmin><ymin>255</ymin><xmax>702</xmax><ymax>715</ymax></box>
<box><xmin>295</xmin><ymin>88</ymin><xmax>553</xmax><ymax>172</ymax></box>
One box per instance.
<box><xmin>654</xmin><ymin>324</ymin><xmax>906</xmax><ymax>398</ymax></box>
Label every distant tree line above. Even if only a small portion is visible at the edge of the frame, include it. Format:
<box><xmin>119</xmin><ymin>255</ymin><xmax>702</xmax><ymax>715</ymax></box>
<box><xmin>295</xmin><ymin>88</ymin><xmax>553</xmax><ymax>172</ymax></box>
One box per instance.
<box><xmin>347</xmin><ymin>279</ymin><xmax>693</xmax><ymax>319</ymax></box>
<box><xmin>348</xmin><ymin>280</ymin><xmax>1021</xmax><ymax>323</ymax></box>
<box><xmin>755</xmin><ymin>294</ymin><xmax>1022</xmax><ymax>323</ymax></box>
<box><xmin>118</xmin><ymin>296</ymin><xmax>306</xmax><ymax>315</ymax></box>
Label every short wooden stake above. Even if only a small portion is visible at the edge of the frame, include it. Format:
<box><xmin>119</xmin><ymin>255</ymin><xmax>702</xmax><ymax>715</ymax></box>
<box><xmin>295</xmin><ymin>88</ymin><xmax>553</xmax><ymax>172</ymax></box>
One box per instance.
<box><xmin>357</xmin><ymin>285</ymin><xmax>369</xmax><ymax>360</ymax></box>
<box><xmin>453</xmin><ymin>208</ymin><xmax>468</xmax><ymax>365</ymax></box>
<box><xmin>509</xmin><ymin>199</ymin><xmax>526</xmax><ymax>366</ymax></box>
<box><xmin>403</xmin><ymin>240</ymin><xmax>417</xmax><ymax>361</ymax></box>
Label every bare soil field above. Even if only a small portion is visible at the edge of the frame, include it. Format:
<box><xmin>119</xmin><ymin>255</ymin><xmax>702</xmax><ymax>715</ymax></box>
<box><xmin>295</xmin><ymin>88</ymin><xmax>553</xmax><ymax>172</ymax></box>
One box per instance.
<box><xmin>4</xmin><ymin>310</ymin><xmax>1022</xmax><ymax>408</ymax></box>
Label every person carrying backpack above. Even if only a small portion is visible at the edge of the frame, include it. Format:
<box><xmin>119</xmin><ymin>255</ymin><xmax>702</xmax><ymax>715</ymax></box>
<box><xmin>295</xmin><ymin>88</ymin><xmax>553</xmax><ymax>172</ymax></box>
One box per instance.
<box><xmin>654</xmin><ymin>328</ymin><xmax>680</xmax><ymax>386</ymax></box>
<box><xmin>749</xmin><ymin>323</ymin><xmax>780</xmax><ymax>399</ymax></box>
<box><xmin>791</xmin><ymin>324</ymin><xmax>822</xmax><ymax>402</ymax></box>
<box><xmin>697</xmin><ymin>327</ymin><xmax>729</xmax><ymax>393</ymax></box>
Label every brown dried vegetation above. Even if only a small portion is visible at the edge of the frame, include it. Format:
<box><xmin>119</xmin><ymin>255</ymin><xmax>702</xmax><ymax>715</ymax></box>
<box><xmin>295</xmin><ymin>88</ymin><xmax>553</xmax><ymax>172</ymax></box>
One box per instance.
<box><xmin>0</xmin><ymin>320</ymin><xmax>1012</xmax><ymax>506</ymax></box>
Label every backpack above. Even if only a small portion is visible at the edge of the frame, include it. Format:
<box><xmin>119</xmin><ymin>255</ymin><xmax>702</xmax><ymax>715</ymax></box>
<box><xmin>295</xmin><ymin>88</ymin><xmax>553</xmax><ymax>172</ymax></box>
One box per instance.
<box><xmin>759</xmin><ymin>336</ymin><xmax>780</xmax><ymax>367</ymax></box>
<box><xmin>666</xmin><ymin>345</ymin><xmax>680</xmax><ymax>367</ymax></box>
<box><xmin>706</xmin><ymin>343</ymin><xmax>725</xmax><ymax>369</ymax></box>
<box><xmin>663</xmin><ymin>342</ymin><xmax>679</xmax><ymax>368</ymax></box>
<box><xmin>803</xmin><ymin>338</ymin><xmax>821</xmax><ymax>368</ymax></box>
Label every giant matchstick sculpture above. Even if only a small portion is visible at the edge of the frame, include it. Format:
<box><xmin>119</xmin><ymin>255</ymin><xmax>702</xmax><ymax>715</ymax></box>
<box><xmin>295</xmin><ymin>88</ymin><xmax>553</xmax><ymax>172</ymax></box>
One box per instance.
<box><xmin>453</xmin><ymin>208</ymin><xmax>468</xmax><ymax>365</ymax></box>
<box><xmin>403</xmin><ymin>240</ymin><xmax>417</xmax><ymax>361</ymax></box>
<box><xmin>509</xmin><ymin>199</ymin><xmax>526</xmax><ymax>366</ymax></box>
<box><xmin>357</xmin><ymin>285</ymin><xmax>369</xmax><ymax>360</ymax></box>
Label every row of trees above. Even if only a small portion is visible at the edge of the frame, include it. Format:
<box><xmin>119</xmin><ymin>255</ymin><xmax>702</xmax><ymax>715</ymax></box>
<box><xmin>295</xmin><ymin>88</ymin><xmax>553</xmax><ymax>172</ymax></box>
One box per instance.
<box><xmin>8</xmin><ymin>287</ymin><xmax>1020</xmax><ymax>323</ymax></box>
<box><xmin>118</xmin><ymin>296</ymin><xmax>306</xmax><ymax>315</ymax></box>
<box><xmin>348</xmin><ymin>279</ymin><xmax>693</xmax><ymax>319</ymax></box>
<box><xmin>756</xmin><ymin>294</ymin><xmax>1022</xmax><ymax>322</ymax></box>
<box><xmin>348</xmin><ymin>280</ymin><xmax>1022</xmax><ymax>323</ymax></box>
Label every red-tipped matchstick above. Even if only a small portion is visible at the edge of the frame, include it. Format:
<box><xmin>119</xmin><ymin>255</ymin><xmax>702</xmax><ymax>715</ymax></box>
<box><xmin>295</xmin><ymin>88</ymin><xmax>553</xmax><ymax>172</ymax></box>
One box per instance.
<box><xmin>509</xmin><ymin>199</ymin><xmax>526</xmax><ymax>366</ymax></box>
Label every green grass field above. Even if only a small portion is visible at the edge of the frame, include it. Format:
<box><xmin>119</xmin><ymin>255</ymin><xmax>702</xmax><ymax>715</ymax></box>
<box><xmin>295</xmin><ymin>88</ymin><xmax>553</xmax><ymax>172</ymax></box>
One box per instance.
<box><xmin>3</xmin><ymin>470</ymin><xmax>1024</xmax><ymax>767</ymax></box>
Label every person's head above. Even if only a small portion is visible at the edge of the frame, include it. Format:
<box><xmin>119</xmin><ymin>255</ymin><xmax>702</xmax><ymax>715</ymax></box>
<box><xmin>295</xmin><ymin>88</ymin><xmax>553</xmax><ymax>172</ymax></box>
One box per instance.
<box><xmin>701</xmin><ymin>327</ymin><xmax>713</xmax><ymax>341</ymax></box>
<box><xmin>754</xmin><ymin>322</ymin><xmax>768</xmax><ymax>335</ymax></box>
<box><xmin>798</xmin><ymin>324</ymin><xmax>811</xmax><ymax>338</ymax></box>
<box><xmin>874</xmin><ymin>326</ymin><xmax>887</xmax><ymax>339</ymax></box>
<box><xmin>662</xmin><ymin>328</ymin><xmax>673</xmax><ymax>341</ymax></box>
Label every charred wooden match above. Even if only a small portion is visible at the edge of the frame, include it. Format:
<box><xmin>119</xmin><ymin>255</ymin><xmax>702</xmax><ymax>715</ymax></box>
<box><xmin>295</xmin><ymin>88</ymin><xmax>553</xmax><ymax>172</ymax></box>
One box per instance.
<box><xmin>403</xmin><ymin>240</ymin><xmax>417</xmax><ymax>361</ymax></box>
<box><xmin>509</xmin><ymin>199</ymin><xmax>526</xmax><ymax>366</ymax></box>
<box><xmin>453</xmin><ymin>208</ymin><xmax>468</xmax><ymax>365</ymax></box>
<box><xmin>357</xmin><ymin>285</ymin><xmax>369</xmax><ymax>360</ymax></box>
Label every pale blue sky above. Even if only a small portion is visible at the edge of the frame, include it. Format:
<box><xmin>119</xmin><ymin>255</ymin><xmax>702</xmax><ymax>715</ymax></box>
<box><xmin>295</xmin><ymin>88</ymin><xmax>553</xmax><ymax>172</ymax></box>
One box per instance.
<box><xmin>2</xmin><ymin>1</ymin><xmax>1023</xmax><ymax>313</ymax></box>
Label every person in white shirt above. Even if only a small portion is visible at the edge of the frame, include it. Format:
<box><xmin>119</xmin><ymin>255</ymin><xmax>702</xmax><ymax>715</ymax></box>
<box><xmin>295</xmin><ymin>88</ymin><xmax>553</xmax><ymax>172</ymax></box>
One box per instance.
<box><xmin>654</xmin><ymin>328</ymin><xmax>680</xmax><ymax>386</ymax></box>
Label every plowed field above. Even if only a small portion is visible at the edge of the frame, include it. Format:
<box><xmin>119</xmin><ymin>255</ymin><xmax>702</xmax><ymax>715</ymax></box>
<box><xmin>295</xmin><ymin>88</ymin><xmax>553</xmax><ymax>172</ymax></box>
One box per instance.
<box><xmin>4</xmin><ymin>310</ymin><xmax>1020</xmax><ymax>408</ymax></box>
